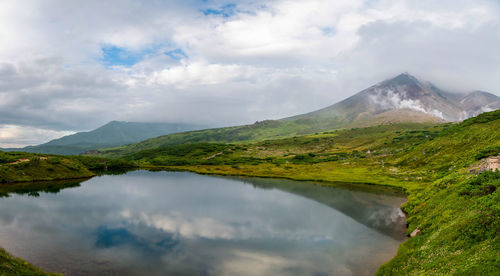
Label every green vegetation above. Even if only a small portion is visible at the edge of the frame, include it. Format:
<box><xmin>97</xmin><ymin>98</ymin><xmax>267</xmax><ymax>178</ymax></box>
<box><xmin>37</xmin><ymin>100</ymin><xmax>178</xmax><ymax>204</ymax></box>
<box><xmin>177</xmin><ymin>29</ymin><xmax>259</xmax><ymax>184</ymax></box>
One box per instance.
<box><xmin>475</xmin><ymin>146</ymin><xmax>500</xmax><ymax>160</ymax></box>
<box><xmin>2</xmin><ymin>111</ymin><xmax>500</xmax><ymax>275</ymax></box>
<box><xmin>0</xmin><ymin>151</ymin><xmax>93</xmax><ymax>183</ymax></box>
<box><xmin>95</xmin><ymin>120</ymin><xmax>327</xmax><ymax>158</ymax></box>
<box><xmin>378</xmin><ymin>171</ymin><xmax>499</xmax><ymax>275</ymax></box>
<box><xmin>0</xmin><ymin>151</ymin><xmax>137</xmax><ymax>183</ymax></box>
<box><xmin>98</xmin><ymin>120</ymin><xmax>437</xmax><ymax>158</ymax></box>
<box><xmin>0</xmin><ymin>248</ymin><xmax>59</xmax><ymax>275</ymax></box>
<box><xmin>103</xmin><ymin>111</ymin><xmax>500</xmax><ymax>275</ymax></box>
<box><xmin>110</xmin><ymin>123</ymin><xmax>444</xmax><ymax>186</ymax></box>
<box><xmin>70</xmin><ymin>155</ymin><xmax>136</xmax><ymax>171</ymax></box>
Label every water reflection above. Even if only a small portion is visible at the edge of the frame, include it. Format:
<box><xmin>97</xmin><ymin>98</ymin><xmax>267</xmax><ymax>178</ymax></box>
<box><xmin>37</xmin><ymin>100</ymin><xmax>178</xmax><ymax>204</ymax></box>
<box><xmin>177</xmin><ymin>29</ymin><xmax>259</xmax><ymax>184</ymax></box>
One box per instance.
<box><xmin>0</xmin><ymin>171</ymin><xmax>406</xmax><ymax>276</ymax></box>
<box><xmin>231</xmin><ymin>176</ymin><xmax>407</xmax><ymax>240</ymax></box>
<box><xmin>0</xmin><ymin>179</ymin><xmax>83</xmax><ymax>197</ymax></box>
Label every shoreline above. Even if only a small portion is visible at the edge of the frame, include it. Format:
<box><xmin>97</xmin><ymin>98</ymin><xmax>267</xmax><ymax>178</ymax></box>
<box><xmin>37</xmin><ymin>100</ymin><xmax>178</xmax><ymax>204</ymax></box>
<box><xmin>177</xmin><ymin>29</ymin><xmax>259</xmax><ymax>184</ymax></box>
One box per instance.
<box><xmin>1</xmin><ymin>164</ymin><xmax>497</xmax><ymax>275</ymax></box>
<box><xmin>0</xmin><ymin>168</ymin><xmax>409</xmax><ymax>276</ymax></box>
<box><xmin>142</xmin><ymin>164</ymin><xmax>418</xmax><ymax>190</ymax></box>
<box><xmin>0</xmin><ymin>176</ymin><xmax>94</xmax><ymax>185</ymax></box>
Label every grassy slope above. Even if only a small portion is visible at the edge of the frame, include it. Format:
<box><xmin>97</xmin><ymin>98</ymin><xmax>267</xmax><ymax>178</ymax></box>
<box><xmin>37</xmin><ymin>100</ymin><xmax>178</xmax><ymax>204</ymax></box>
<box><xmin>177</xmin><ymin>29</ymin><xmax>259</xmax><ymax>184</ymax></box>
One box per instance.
<box><xmin>0</xmin><ymin>248</ymin><xmax>60</xmax><ymax>276</ymax></box>
<box><xmin>122</xmin><ymin>123</ymin><xmax>444</xmax><ymax>187</ymax></box>
<box><xmin>378</xmin><ymin>171</ymin><xmax>499</xmax><ymax>275</ymax></box>
<box><xmin>119</xmin><ymin>111</ymin><xmax>500</xmax><ymax>275</ymax></box>
<box><xmin>95</xmin><ymin>120</ymin><xmax>326</xmax><ymax>158</ymax></box>
<box><xmin>0</xmin><ymin>152</ymin><xmax>94</xmax><ymax>183</ymax></box>
<box><xmin>96</xmin><ymin>120</ymin><xmax>437</xmax><ymax>158</ymax></box>
<box><xmin>376</xmin><ymin>112</ymin><xmax>500</xmax><ymax>275</ymax></box>
<box><xmin>0</xmin><ymin>151</ymin><xmax>136</xmax><ymax>183</ymax></box>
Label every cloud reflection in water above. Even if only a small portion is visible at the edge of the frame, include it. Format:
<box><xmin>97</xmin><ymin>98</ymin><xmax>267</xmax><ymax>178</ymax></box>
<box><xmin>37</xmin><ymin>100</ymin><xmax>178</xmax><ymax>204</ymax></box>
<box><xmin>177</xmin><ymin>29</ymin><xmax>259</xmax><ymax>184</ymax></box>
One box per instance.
<box><xmin>0</xmin><ymin>171</ymin><xmax>406</xmax><ymax>276</ymax></box>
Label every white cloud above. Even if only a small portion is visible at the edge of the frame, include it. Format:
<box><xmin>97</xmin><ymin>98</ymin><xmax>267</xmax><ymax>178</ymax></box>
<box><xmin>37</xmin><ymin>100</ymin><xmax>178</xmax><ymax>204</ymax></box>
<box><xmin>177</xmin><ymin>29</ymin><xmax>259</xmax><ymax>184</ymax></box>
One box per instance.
<box><xmin>0</xmin><ymin>125</ymin><xmax>74</xmax><ymax>148</ymax></box>
<box><xmin>132</xmin><ymin>211</ymin><xmax>237</xmax><ymax>240</ymax></box>
<box><xmin>146</xmin><ymin>62</ymin><xmax>258</xmax><ymax>88</ymax></box>
<box><xmin>0</xmin><ymin>0</ymin><xmax>499</xmax><ymax>146</ymax></box>
<box><xmin>215</xmin><ymin>250</ymin><xmax>299</xmax><ymax>276</ymax></box>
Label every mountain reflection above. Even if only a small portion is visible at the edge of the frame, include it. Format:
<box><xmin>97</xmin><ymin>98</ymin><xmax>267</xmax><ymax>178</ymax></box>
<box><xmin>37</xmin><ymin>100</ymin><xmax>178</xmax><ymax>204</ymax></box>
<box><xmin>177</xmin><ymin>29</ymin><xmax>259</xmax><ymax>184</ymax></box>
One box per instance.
<box><xmin>0</xmin><ymin>171</ymin><xmax>406</xmax><ymax>276</ymax></box>
<box><xmin>231</xmin><ymin>176</ymin><xmax>407</xmax><ymax>240</ymax></box>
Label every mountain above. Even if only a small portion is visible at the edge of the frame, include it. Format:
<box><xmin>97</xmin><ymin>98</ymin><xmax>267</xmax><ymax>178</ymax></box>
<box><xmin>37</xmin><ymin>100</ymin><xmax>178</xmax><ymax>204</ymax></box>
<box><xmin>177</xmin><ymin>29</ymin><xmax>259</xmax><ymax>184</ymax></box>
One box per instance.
<box><xmin>4</xmin><ymin>121</ymin><xmax>205</xmax><ymax>155</ymax></box>
<box><xmin>286</xmin><ymin>73</ymin><xmax>500</xmax><ymax>127</ymax></box>
<box><xmin>458</xmin><ymin>90</ymin><xmax>500</xmax><ymax>118</ymax></box>
<box><xmin>90</xmin><ymin>73</ymin><xmax>499</xmax><ymax>157</ymax></box>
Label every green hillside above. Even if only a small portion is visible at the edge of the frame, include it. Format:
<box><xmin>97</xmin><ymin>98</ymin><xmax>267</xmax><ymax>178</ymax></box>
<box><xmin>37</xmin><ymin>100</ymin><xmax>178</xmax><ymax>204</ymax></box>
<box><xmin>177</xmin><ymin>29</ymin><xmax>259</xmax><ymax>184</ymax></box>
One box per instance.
<box><xmin>0</xmin><ymin>248</ymin><xmax>60</xmax><ymax>276</ymax></box>
<box><xmin>5</xmin><ymin>121</ymin><xmax>203</xmax><ymax>155</ymax></box>
<box><xmin>112</xmin><ymin>111</ymin><xmax>500</xmax><ymax>275</ymax></box>
<box><xmin>96</xmin><ymin>116</ymin><xmax>443</xmax><ymax>159</ymax></box>
<box><xmin>94</xmin><ymin>119</ymin><xmax>336</xmax><ymax>158</ymax></box>
<box><xmin>0</xmin><ymin>151</ymin><xmax>94</xmax><ymax>183</ymax></box>
<box><xmin>0</xmin><ymin>151</ymin><xmax>136</xmax><ymax>183</ymax></box>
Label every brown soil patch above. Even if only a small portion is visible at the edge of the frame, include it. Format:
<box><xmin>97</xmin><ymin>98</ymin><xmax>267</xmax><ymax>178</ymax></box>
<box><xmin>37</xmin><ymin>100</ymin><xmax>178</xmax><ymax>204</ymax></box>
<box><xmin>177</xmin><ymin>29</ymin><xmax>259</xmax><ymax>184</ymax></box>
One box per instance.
<box><xmin>486</xmin><ymin>156</ymin><xmax>500</xmax><ymax>171</ymax></box>
<box><xmin>8</xmin><ymin>158</ymin><xmax>30</xmax><ymax>165</ymax></box>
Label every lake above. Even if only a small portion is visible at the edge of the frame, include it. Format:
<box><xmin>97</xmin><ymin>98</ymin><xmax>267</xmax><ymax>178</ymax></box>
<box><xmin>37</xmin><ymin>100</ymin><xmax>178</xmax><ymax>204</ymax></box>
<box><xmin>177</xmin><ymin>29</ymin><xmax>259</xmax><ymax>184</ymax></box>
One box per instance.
<box><xmin>0</xmin><ymin>171</ymin><xmax>407</xmax><ymax>276</ymax></box>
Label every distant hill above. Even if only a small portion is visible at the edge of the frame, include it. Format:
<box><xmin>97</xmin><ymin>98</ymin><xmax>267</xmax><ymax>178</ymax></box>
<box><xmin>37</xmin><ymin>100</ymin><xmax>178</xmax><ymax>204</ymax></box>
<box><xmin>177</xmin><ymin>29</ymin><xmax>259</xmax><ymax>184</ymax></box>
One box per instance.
<box><xmin>4</xmin><ymin>121</ymin><xmax>205</xmax><ymax>155</ymax></box>
<box><xmin>92</xmin><ymin>73</ymin><xmax>499</xmax><ymax>157</ymax></box>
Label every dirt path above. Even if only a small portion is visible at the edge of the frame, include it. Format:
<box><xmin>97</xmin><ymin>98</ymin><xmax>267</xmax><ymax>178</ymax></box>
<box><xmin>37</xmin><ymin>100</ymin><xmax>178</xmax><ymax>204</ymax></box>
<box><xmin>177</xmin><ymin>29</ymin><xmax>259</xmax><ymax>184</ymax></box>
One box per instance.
<box><xmin>7</xmin><ymin>157</ymin><xmax>47</xmax><ymax>165</ymax></box>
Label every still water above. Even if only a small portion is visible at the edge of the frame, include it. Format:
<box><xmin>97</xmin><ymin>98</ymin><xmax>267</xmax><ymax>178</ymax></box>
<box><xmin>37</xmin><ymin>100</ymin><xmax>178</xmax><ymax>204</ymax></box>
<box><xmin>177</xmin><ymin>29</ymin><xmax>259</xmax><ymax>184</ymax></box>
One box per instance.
<box><xmin>0</xmin><ymin>171</ymin><xmax>407</xmax><ymax>276</ymax></box>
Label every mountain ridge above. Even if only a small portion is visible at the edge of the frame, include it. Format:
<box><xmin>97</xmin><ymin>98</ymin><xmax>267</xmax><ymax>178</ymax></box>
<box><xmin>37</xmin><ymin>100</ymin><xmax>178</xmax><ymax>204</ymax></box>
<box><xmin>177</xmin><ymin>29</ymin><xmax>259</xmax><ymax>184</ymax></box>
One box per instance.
<box><xmin>94</xmin><ymin>73</ymin><xmax>500</xmax><ymax>158</ymax></box>
<box><xmin>287</xmin><ymin>73</ymin><xmax>499</xmax><ymax>125</ymax></box>
<box><xmin>3</xmin><ymin>121</ymin><xmax>205</xmax><ymax>155</ymax></box>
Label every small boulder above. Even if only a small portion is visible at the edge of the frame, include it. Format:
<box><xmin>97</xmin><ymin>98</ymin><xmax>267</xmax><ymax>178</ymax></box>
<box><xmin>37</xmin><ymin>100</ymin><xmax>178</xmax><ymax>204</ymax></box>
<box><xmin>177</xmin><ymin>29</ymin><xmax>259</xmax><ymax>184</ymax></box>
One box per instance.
<box><xmin>410</xmin><ymin>228</ymin><xmax>421</xmax><ymax>237</ymax></box>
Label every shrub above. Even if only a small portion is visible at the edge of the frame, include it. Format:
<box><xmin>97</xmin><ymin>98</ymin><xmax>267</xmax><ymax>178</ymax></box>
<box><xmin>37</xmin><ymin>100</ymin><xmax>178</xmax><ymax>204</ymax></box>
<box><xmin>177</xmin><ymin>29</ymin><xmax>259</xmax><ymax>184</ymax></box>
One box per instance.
<box><xmin>0</xmin><ymin>152</ymin><xmax>17</xmax><ymax>164</ymax></box>
<box><xmin>458</xmin><ymin>170</ymin><xmax>500</xmax><ymax>196</ymax></box>
<box><xmin>47</xmin><ymin>157</ymin><xmax>62</xmax><ymax>164</ymax></box>
<box><xmin>293</xmin><ymin>154</ymin><xmax>305</xmax><ymax>160</ymax></box>
<box><xmin>475</xmin><ymin>146</ymin><xmax>500</xmax><ymax>160</ymax></box>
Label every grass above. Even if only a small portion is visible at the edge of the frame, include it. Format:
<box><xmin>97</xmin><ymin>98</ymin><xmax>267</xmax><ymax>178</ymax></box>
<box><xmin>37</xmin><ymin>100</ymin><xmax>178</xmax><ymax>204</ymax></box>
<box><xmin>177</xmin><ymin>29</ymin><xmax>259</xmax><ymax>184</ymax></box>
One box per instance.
<box><xmin>114</xmin><ymin>123</ymin><xmax>448</xmax><ymax>189</ymax></box>
<box><xmin>378</xmin><ymin>170</ymin><xmax>500</xmax><ymax>275</ymax></box>
<box><xmin>0</xmin><ymin>152</ymin><xmax>94</xmax><ymax>183</ymax></box>
<box><xmin>0</xmin><ymin>248</ymin><xmax>60</xmax><ymax>276</ymax></box>
<box><xmin>0</xmin><ymin>151</ymin><xmax>137</xmax><ymax>183</ymax></box>
<box><xmin>95</xmin><ymin>117</ymin><xmax>440</xmax><ymax>158</ymax></box>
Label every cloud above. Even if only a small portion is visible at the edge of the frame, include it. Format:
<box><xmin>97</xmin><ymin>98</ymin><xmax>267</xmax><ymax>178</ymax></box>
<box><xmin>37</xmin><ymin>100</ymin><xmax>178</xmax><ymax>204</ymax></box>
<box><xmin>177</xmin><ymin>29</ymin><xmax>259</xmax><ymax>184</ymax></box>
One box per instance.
<box><xmin>0</xmin><ymin>0</ymin><xmax>499</xmax><ymax>146</ymax></box>
<box><xmin>136</xmin><ymin>211</ymin><xmax>238</xmax><ymax>240</ymax></box>
<box><xmin>0</xmin><ymin>125</ymin><xmax>74</xmax><ymax>148</ymax></box>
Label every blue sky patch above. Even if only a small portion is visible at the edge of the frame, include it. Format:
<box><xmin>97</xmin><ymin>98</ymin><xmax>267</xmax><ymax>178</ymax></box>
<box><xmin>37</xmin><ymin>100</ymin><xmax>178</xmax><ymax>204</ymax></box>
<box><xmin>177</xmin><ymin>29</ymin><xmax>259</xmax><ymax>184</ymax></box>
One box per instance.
<box><xmin>202</xmin><ymin>3</ymin><xmax>236</xmax><ymax>18</ymax></box>
<box><xmin>100</xmin><ymin>45</ymin><xmax>155</xmax><ymax>67</ymax></box>
<box><xmin>165</xmin><ymin>49</ymin><xmax>188</xmax><ymax>60</ymax></box>
<box><xmin>320</xmin><ymin>26</ymin><xmax>336</xmax><ymax>36</ymax></box>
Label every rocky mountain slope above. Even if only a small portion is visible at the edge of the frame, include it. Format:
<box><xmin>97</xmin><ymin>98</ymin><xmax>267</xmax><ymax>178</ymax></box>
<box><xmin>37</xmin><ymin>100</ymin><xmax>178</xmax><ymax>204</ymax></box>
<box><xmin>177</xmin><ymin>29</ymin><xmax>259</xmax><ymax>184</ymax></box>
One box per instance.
<box><xmin>286</xmin><ymin>73</ymin><xmax>500</xmax><ymax>126</ymax></box>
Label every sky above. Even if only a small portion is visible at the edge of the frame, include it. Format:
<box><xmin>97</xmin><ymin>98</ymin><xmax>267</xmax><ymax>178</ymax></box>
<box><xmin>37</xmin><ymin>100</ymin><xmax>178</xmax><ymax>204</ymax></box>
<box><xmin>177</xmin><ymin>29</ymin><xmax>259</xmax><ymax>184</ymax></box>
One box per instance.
<box><xmin>0</xmin><ymin>0</ymin><xmax>499</xmax><ymax>147</ymax></box>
